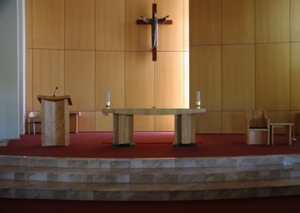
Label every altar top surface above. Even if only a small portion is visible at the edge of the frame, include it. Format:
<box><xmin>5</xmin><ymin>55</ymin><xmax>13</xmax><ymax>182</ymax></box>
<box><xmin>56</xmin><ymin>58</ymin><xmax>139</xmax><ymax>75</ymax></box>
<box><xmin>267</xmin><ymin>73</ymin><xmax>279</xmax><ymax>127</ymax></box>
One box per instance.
<box><xmin>101</xmin><ymin>108</ymin><xmax>206</xmax><ymax>115</ymax></box>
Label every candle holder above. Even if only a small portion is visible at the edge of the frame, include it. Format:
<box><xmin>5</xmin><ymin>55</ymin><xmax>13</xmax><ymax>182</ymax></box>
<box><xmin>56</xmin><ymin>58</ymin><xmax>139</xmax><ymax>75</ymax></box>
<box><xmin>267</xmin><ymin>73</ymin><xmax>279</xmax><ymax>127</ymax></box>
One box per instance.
<box><xmin>106</xmin><ymin>101</ymin><xmax>110</xmax><ymax>109</ymax></box>
<box><xmin>196</xmin><ymin>101</ymin><xmax>201</xmax><ymax>109</ymax></box>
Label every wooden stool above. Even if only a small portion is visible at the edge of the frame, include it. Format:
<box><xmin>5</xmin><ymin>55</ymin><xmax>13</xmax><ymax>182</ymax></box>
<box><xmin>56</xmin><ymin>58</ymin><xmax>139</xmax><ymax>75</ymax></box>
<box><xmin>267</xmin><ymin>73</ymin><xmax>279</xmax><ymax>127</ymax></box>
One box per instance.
<box><xmin>270</xmin><ymin>123</ymin><xmax>293</xmax><ymax>145</ymax></box>
<box><xmin>69</xmin><ymin>112</ymin><xmax>81</xmax><ymax>133</ymax></box>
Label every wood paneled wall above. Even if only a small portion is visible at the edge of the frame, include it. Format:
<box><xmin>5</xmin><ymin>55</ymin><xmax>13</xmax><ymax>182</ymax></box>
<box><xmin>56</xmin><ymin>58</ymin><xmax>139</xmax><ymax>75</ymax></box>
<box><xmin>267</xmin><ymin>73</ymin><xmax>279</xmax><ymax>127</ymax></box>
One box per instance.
<box><xmin>190</xmin><ymin>0</ymin><xmax>300</xmax><ymax>134</ymax></box>
<box><xmin>26</xmin><ymin>0</ymin><xmax>300</xmax><ymax>134</ymax></box>
<box><xmin>25</xmin><ymin>0</ymin><xmax>189</xmax><ymax>132</ymax></box>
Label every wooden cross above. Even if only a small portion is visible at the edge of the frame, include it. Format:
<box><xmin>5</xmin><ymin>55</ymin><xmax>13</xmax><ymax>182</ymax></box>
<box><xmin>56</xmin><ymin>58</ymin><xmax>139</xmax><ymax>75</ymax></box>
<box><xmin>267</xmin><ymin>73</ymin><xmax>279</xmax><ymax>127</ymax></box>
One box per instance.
<box><xmin>137</xmin><ymin>4</ymin><xmax>172</xmax><ymax>61</ymax></box>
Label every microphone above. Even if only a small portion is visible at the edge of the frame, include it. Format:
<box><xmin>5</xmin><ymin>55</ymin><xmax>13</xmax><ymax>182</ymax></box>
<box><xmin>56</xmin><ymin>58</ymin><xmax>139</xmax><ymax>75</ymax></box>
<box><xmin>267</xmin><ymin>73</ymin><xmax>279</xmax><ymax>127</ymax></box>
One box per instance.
<box><xmin>53</xmin><ymin>87</ymin><xmax>58</xmax><ymax>97</ymax></box>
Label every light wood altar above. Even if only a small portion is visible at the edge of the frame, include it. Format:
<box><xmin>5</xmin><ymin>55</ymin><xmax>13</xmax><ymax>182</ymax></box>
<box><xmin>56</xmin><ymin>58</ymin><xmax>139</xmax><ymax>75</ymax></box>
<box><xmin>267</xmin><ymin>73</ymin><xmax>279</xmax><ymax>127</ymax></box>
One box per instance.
<box><xmin>37</xmin><ymin>95</ymin><xmax>72</xmax><ymax>146</ymax></box>
<box><xmin>102</xmin><ymin>108</ymin><xmax>206</xmax><ymax>146</ymax></box>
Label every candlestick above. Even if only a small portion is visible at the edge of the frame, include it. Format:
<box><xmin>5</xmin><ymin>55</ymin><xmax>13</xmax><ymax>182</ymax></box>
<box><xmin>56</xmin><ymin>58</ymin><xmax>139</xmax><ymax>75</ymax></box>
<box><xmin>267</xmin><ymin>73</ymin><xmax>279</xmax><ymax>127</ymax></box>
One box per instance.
<box><xmin>106</xmin><ymin>91</ymin><xmax>110</xmax><ymax>108</ymax></box>
<box><xmin>196</xmin><ymin>91</ymin><xmax>200</xmax><ymax>109</ymax></box>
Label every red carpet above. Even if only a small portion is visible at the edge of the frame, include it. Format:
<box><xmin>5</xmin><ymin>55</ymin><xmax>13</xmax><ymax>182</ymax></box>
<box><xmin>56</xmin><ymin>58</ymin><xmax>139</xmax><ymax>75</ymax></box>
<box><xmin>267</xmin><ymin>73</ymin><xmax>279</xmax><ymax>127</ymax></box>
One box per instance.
<box><xmin>0</xmin><ymin>132</ymin><xmax>299</xmax><ymax>158</ymax></box>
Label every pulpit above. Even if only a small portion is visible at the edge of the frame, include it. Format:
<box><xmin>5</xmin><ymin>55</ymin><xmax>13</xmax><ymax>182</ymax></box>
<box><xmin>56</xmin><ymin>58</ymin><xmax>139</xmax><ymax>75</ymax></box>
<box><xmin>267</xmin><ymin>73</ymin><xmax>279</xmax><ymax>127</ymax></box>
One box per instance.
<box><xmin>37</xmin><ymin>95</ymin><xmax>72</xmax><ymax>146</ymax></box>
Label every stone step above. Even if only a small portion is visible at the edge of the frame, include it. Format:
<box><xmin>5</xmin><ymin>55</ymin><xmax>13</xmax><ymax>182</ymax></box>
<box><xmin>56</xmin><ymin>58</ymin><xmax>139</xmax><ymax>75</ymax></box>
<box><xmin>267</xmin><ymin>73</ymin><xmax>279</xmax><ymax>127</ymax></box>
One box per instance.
<box><xmin>1</xmin><ymin>155</ymin><xmax>300</xmax><ymax>169</ymax></box>
<box><xmin>1</xmin><ymin>177</ymin><xmax>300</xmax><ymax>201</ymax></box>
<box><xmin>1</xmin><ymin>163</ymin><xmax>299</xmax><ymax>183</ymax></box>
<box><xmin>2</xmin><ymin>155</ymin><xmax>300</xmax><ymax>201</ymax></box>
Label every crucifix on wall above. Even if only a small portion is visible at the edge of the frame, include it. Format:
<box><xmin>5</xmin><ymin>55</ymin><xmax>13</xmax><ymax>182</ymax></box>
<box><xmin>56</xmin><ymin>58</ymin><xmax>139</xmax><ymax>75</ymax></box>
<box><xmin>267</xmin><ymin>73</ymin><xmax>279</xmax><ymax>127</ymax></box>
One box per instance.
<box><xmin>136</xmin><ymin>4</ymin><xmax>172</xmax><ymax>61</ymax></box>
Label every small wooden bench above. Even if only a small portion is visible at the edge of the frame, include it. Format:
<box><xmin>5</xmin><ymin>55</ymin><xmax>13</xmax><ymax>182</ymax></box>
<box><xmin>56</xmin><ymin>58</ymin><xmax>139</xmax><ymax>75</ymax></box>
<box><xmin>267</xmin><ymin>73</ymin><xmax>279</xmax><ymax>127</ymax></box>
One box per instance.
<box><xmin>69</xmin><ymin>112</ymin><xmax>81</xmax><ymax>133</ymax></box>
<box><xmin>269</xmin><ymin>123</ymin><xmax>293</xmax><ymax>145</ymax></box>
<box><xmin>28</xmin><ymin>112</ymin><xmax>81</xmax><ymax>134</ymax></box>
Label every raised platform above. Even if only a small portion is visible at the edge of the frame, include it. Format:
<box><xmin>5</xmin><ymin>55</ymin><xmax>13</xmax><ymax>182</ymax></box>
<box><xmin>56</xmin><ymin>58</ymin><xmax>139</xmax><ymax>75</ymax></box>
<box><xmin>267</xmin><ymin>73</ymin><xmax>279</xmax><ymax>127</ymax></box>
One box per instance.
<box><xmin>1</xmin><ymin>154</ymin><xmax>300</xmax><ymax>201</ymax></box>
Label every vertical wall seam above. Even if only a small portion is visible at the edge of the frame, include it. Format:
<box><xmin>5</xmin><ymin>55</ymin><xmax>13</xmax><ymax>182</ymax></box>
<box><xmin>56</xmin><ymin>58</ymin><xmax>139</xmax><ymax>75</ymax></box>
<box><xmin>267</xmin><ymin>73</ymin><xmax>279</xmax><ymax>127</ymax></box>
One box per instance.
<box><xmin>124</xmin><ymin>0</ymin><xmax>126</xmax><ymax>109</ymax></box>
<box><xmin>95</xmin><ymin>0</ymin><xmax>97</xmax><ymax>131</ymax></box>
<box><xmin>220</xmin><ymin>0</ymin><xmax>223</xmax><ymax>133</ymax></box>
<box><xmin>183</xmin><ymin>0</ymin><xmax>186</xmax><ymax>108</ymax></box>
<box><xmin>31</xmin><ymin>0</ymin><xmax>34</xmax><ymax>112</ymax></box>
<box><xmin>63</xmin><ymin>0</ymin><xmax>66</xmax><ymax>97</ymax></box>
<box><xmin>153</xmin><ymin>0</ymin><xmax>156</xmax><ymax>130</ymax></box>
<box><xmin>289</xmin><ymin>0</ymin><xmax>291</xmax><ymax>123</ymax></box>
<box><xmin>254</xmin><ymin>0</ymin><xmax>256</xmax><ymax>111</ymax></box>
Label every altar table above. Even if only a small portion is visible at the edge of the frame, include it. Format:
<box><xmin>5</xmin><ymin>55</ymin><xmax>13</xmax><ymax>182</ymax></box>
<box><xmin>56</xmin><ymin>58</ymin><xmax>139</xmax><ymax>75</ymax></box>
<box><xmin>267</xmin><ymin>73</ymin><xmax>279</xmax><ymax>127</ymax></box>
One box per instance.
<box><xmin>102</xmin><ymin>108</ymin><xmax>206</xmax><ymax>146</ymax></box>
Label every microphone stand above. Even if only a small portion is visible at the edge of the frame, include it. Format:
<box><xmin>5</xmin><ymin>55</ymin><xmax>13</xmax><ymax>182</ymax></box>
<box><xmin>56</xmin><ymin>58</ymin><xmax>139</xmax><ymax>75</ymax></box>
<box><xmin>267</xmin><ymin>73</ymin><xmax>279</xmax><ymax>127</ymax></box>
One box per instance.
<box><xmin>53</xmin><ymin>87</ymin><xmax>58</xmax><ymax>97</ymax></box>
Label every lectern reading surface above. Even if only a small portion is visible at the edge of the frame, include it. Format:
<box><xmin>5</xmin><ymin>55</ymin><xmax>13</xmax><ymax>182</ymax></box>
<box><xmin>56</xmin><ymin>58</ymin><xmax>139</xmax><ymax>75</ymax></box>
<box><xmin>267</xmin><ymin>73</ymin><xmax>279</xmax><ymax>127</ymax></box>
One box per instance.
<box><xmin>37</xmin><ymin>95</ymin><xmax>72</xmax><ymax>146</ymax></box>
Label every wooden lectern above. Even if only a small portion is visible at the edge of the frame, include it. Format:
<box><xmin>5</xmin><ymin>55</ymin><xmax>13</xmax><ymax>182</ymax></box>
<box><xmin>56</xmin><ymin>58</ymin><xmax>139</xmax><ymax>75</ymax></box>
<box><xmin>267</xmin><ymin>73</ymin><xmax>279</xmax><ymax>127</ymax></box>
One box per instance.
<box><xmin>37</xmin><ymin>95</ymin><xmax>72</xmax><ymax>146</ymax></box>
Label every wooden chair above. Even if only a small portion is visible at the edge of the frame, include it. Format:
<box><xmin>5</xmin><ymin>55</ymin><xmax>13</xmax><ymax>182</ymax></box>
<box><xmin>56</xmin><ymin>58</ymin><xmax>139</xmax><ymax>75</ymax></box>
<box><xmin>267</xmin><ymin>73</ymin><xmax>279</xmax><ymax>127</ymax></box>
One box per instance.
<box><xmin>245</xmin><ymin>110</ymin><xmax>270</xmax><ymax>145</ymax></box>
<box><xmin>28</xmin><ymin>112</ymin><xmax>41</xmax><ymax>135</ymax></box>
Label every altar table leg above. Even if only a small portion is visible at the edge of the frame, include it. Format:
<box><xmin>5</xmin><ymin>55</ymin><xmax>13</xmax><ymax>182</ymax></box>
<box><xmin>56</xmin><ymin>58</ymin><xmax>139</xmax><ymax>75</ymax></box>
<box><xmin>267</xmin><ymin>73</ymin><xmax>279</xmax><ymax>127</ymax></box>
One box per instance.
<box><xmin>174</xmin><ymin>114</ymin><xmax>196</xmax><ymax>146</ymax></box>
<box><xmin>113</xmin><ymin>114</ymin><xmax>134</xmax><ymax>146</ymax></box>
<box><xmin>113</xmin><ymin>114</ymin><xmax>119</xmax><ymax>145</ymax></box>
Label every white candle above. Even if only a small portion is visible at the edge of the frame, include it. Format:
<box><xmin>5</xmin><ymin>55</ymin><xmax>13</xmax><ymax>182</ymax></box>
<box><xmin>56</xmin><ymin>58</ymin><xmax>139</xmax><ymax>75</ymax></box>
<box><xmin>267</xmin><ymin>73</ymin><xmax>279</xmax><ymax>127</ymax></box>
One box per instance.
<box><xmin>106</xmin><ymin>91</ymin><xmax>110</xmax><ymax>103</ymax></box>
<box><xmin>196</xmin><ymin>91</ymin><xmax>200</xmax><ymax>102</ymax></box>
